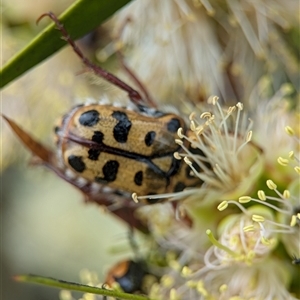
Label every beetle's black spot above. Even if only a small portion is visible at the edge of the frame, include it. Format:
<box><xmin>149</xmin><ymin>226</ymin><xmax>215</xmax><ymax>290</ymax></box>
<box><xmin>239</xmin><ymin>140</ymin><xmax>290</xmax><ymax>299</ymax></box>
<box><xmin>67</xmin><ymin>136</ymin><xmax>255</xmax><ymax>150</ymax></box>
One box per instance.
<box><xmin>193</xmin><ymin>161</ymin><xmax>202</xmax><ymax>173</ymax></box>
<box><xmin>95</xmin><ymin>160</ymin><xmax>119</xmax><ymax>183</ymax></box>
<box><xmin>144</xmin><ymin>131</ymin><xmax>156</xmax><ymax>146</ymax></box>
<box><xmin>146</xmin><ymin>195</ymin><xmax>160</xmax><ymax>204</ymax></box>
<box><xmin>112</xmin><ymin>111</ymin><xmax>132</xmax><ymax>143</ymax></box>
<box><xmin>167</xmin><ymin>118</ymin><xmax>181</xmax><ymax>133</ymax></box>
<box><xmin>103</xmin><ymin>160</ymin><xmax>119</xmax><ymax>181</ymax></box>
<box><xmin>88</xmin><ymin>149</ymin><xmax>101</xmax><ymax>160</ymax></box>
<box><xmin>92</xmin><ymin>131</ymin><xmax>104</xmax><ymax>144</ymax></box>
<box><xmin>79</xmin><ymin>110</ymin><xmax>100</xmax><ymax>126</ymax></box>
<box><xmin>134</xmin><ymin>171</ymin><xmax>143</xmax><ymax>186</ymax></box>
<box><xmin>174</xmin><ymin>182</ymin><xmax>186</xmax><ymax>193</ymax></box>
<box><xmin>68</xmin><ymin>155</ymin><xmax>85</xmax><ymax>173</ymax></box>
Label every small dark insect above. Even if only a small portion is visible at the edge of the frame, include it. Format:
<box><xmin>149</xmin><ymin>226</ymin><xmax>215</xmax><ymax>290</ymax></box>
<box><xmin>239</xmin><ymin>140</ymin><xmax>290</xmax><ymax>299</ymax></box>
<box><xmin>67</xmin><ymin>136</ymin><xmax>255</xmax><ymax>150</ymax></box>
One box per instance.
<box><xmin>105</xmin><ymin>260</ymin><xmax>157</xmax><ymax>294</ymax></box>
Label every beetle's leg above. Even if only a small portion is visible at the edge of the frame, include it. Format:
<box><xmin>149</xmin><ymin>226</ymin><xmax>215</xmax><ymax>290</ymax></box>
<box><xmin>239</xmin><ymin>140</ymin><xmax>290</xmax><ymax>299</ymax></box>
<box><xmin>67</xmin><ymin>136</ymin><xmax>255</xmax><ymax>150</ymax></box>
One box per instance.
<box><xmin>37</xmin><ymin>12</ymin><xmax>145</xmax><ymax>107</ymax></box>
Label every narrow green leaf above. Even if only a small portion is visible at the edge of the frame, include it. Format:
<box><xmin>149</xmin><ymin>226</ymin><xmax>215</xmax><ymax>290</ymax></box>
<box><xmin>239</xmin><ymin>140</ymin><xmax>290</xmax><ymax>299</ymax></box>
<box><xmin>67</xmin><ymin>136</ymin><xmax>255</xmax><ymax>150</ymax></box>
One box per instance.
<box><xmin>0</xmin><ymin>0</ymin><xmax>132</xmax><ymax>89</ymax></box>
<box><xmin>14</xmin><ymin>274</ymin><xmax>152</xmax><ymax>300</ymax></box>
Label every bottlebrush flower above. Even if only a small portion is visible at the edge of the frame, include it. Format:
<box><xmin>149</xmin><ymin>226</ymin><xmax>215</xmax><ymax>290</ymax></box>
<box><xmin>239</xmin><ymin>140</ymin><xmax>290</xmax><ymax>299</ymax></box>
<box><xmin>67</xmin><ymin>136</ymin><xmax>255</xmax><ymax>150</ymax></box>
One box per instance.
<box><xmin>104</xmin><ymin>0</ymin><xmax>299</xmax><ymax>103</ymax></box>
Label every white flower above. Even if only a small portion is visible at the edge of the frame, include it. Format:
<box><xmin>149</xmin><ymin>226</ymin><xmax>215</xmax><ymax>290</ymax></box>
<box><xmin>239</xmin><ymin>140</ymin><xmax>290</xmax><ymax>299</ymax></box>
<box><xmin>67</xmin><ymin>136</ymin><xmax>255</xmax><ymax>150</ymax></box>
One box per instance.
<box><xmin>104</xmin><ymin>0</ymin><xmax>299</xmax><ymax>103</ymax></box>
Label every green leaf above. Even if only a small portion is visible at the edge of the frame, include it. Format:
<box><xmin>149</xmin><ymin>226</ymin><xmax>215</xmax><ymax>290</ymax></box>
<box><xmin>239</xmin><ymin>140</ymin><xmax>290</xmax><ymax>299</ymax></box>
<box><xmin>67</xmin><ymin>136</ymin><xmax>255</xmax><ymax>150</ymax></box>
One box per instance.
<box><xmin>0</xmin><ymin>0</ymin><xmax>132</xmax><ymax>89</ymax></box>
<box><xmin>14</xmin><ymin>274</ymin><xmax>153</xmax><ymax>300</ymax></box>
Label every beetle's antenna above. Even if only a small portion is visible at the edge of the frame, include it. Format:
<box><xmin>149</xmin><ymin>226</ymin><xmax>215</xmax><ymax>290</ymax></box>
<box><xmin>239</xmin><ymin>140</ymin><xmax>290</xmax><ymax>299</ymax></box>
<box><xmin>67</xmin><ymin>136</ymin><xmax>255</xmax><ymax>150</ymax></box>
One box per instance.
<box><xmin>37</xmin><ymin>12</ymin><xmax>145</xmax><ymax>107</ymax></box>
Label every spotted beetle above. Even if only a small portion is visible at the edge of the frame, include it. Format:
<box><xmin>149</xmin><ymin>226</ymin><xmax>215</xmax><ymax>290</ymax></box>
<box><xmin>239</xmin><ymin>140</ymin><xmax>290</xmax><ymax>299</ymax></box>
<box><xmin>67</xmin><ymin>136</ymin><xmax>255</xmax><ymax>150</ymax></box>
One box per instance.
<box><xmin>34</xmin><ymin>12</ymin><xmax>205</xmax><ymax>205</ymax></box>
<box><xmin>2</xmin><ymin>12</ymin><xmax>208</xmax><ymax>232</ymax></box>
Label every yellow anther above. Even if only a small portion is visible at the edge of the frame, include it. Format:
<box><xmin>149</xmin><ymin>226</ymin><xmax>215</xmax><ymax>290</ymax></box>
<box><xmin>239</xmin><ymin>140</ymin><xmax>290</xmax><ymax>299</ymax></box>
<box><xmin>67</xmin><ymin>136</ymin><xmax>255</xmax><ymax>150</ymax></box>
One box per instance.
<box><xmin>175</xmin><ymin>139</ymin><xmax>183</xmax><ymax>145</ymax></box>
<box><xmin>290</xmin><ymin>215</ymin><xmax>297</xmax><ymax>227</ymax></box>
<box><xmin>212</xmin><ymin>96</ymin><xmax>219</xmax><ymax>105</ymax></box>
<box><xmin>170</xmin><ymin>288</ymin><xmax>179</xmax><ymax>300</ymax></box>
<box><xmin>294</xmin><ymin>166</ymin><xmax>300</xmax><ymax>174</ymax></box>
<box><xmin>190</xmin><ymin>120</ymin><xmax>196</xmax><ymax>131</ymax></box>
<box><xmin>280</xmin><ymin>83</ymin><xmax>293</xmax><ymax>94</ymax></box>
<box><xmin>184</xmin><ymin>157</ymin><xmax>192</xmax><ymax>166</ymax></box>
<box><xmin>131</xmin><ymin>193</ymin><xmax>139</xmax><ymax>203</ymax></box>
<box><xmin>195</xmin><ymin>126</ymin><xmax>204</xmax><ymax>135</ymax></box>
<box><xmin>243</xmin><ymin>225</ymin><xmax>255</xmax><ymax>232</ymax></box>
<box><xmin>252</xmin><ymin>214</ymin><xmax>265</xmax><ymax>222</ymax></box>
<box><xmin>189</xmin><ymin>112</ymin><xmax>196</xmax><ymax>121</ymax></box>
<box><xmin>236</xmin><ymin>102</ymin><xmax>243</xmax><ymax>110</ymax></box>
<box><xmin>277</xmin><ymin>157</ymin><xmax>289</xmax><ymax>166</ymax></box>
<box><xmin>200</xmin><ymin>112</ymin><xmax>211</xmax><ymax>119</ymax></box>
<box><xmin>186</xmin><ymin>280</ymin><xmax>197</xmax><ymax>288</ymax></box>
<box><xmin>197</xmin><ymin>285</ymin><xmax>208</xmax><ymax>296</ymax></box>
<box><xmin>285</xmin><ymin>126</ymin><xmax>294</xmax><ymax>136</ymax></box>
<box><xmin>288</xmin><ymin>151</ymin><xmax>295</xmax><ymax>159</ymax></box>
<box><xmin>256</xmin><ymin>190</ymin><xmax>266</xmax><ymax>201</ymax></box>
<box><xmin>217</xmin><ymin>201</ymin><xmax>228</xmax><ymax>211</ymax></box>
<box><xmin>196</xmin><ymin>280</ymin><xmax>209</xmax><ymax>296</ymax></box>
<box><xmin>219</xmin><ymin>284</ymin><xmax>228</xmax><ymax>293</ymax></box>
<box><xmin>174</xmin><ymin>152</ymin><xmax>182</xmax><ymax>160</ymax></box>
<box><xmin>196</xmin><ymin>280</ymin><xmax>204</xmax><ymax>289</ymax></box>
<box><xmin>238</xmin><ymin>196</ymin><xmax>251</xmax><ymax>203</ymax></box>
<box><xmin>283</xmin><ymin>190</ymin><xmax>290</xmax><ymax>199</ymax></box>
<box><xmin>246</xmin><ymin>130</ymin><xmax>253</xmax><ymax>142</ymax></box>
<box><xmin>161</xmin><ymin>275</ymin><xmax>174</xmax><ymax>288</ymax></box>
<box><xmin>177</xmin><ymin>127</ymin><xmax>184</xmax><ymax>138</ymax></box>
<box><xmin>266</xmin><ymin>179</ymin><xmax>277</xmax><ymax>190</ymax></box>
<box><xmin>181</xmin><ymin>266</ymin><xmax>192</xmax><ymax>277</ymax></box>
<box><xmin>227</xmin><ymin>106</ymin><xmax>236</xmax><ymax>114</ymax></box>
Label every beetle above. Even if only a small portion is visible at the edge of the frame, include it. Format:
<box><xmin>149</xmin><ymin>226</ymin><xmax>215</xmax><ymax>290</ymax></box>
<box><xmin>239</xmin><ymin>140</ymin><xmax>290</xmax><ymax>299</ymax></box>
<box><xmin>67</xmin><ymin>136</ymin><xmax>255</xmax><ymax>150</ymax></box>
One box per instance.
<box><xmin>105</xmin><ymin>260</ymin><xmax>146</xmax><ymax>293</ymax></box>
<box><xmin>55</xmin><ymin>103</ymin><xmax>202</xmax><ymax>203</ymax></box>
<box><xmin>105</xmin><ymin>259</ymin><xmax>158</xmax><ymax>294</ymax></box>
<box><xmin>3</xmin><ymin>12</ymin><xmax>208</xmax><ymax>231</ymax></box>
<box><xmin>37</xmin><ymin>12</ymin><xmax>205</xmax><ymax>205</ymax></box>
